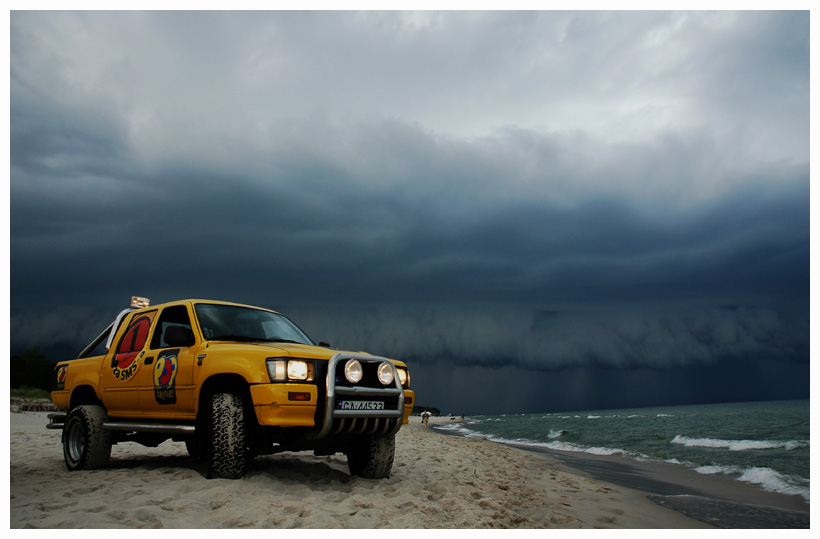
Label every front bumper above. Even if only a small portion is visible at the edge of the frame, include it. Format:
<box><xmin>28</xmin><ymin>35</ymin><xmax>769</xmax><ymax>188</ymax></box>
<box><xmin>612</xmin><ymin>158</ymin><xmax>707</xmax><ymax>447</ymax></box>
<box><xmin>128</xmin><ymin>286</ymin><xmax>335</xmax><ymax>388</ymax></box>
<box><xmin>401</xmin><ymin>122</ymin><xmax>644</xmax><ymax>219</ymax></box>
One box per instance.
<box><xmin>250</xmin><ymin>353</ymin><xmax>414</xmax><ymax>437</ymax></box>
<box><xmin>250</xmin><ymin>383</ymin><xmax>319</xmax><ymax>427</ymax></box>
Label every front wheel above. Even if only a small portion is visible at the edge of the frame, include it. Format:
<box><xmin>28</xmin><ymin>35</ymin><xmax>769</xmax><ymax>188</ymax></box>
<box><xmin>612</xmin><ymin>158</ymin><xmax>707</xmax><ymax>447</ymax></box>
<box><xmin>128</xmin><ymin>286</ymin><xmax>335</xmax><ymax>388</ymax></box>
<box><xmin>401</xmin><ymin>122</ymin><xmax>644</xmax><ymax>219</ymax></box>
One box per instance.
<box><xmin>346</xmin><ymin>434</ymin><xmax>395</xmax><ymax>479</ymax></box>
<box><xmin>63</xmin><ymin>405</ymin><xmax>112</xmax><ymax>471</ymax></box>
<box><xmin>206</xmin><ymin>392</ymin><xmax>246</xmax><ymax>479</ymax></box>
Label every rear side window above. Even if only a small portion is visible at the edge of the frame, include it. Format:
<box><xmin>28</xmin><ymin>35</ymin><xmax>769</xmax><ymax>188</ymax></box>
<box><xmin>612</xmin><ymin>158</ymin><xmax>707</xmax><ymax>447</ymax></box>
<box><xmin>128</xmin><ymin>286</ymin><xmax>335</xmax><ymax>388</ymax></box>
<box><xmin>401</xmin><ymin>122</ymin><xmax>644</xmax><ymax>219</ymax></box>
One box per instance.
<box><xmin>112</xmin><ymin>311</ymin><xmax>156</xmax><ymax>369</ymax></box>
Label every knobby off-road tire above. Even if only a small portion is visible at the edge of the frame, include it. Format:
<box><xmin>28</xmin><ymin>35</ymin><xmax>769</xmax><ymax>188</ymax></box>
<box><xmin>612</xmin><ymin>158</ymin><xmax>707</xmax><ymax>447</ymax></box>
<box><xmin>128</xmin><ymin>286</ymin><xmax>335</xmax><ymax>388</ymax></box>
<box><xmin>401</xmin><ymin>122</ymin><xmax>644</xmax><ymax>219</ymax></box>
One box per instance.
<box><xmin>347</xmin><ymin>434</ymin><xmax>395</xmax><ymax>479</ymax></box>
<box><xmin>206</xmin><ymin>392</ymin><xmax>246</xmax><ymax>479</ymax></box>
<box><xmin>63</xmin><ymin>405</ymin><xmax>113</xmax><ymax>471</ymax></box>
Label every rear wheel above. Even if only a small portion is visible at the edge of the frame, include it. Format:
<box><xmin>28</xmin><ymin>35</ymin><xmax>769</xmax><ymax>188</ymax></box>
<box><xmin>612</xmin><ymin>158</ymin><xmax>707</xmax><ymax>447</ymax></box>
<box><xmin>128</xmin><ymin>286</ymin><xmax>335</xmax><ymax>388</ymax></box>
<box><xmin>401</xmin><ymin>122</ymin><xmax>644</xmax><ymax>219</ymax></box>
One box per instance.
<box><xmin>63</xmin><ymin>405</ymin><xmax>112</xmax><ymax>471</ymax></box>
<box><xmin>206</xmin><ymin>392</ymin><xmax>246</xmax><ymax>479</ymax></box>
<box><xmin>347</xmin><ymin>434</ymin><xmax>395</xmax><ymax>478</ymax></box>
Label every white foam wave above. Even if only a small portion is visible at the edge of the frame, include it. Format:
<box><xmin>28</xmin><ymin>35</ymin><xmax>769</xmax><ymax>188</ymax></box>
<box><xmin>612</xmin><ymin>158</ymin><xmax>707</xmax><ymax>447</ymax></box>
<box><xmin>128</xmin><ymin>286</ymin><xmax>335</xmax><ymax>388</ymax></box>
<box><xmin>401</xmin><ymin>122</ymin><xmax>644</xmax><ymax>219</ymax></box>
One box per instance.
<box><xmin>496</xmin><ymin>438</ymin><xmax>628</xmax><ymax>457</ymax></box>
<box><xmin>698</xmin><ymin>466</ymin><xmax>810</xmax><ymax>501</ymax></box>
<box><xmin>695</xmin><ymin>464</ymin><xmax>742</xmax><ymax>475</ymax></box>
<box><xmin>693</xmin><ymin>464</ymin><xmax>809</xmax><ymax>501</ymax></box>
<box><xmin>432</xmin><ymin>423</ymin><xmax>475</xmax><ymax>436</ymax></box>
<box><xmin>737</xmin><ymin>467</ymin><xmax>810</xmax><ymax>500</ymax></box>
<box><xmin>671</xmin><ymin>435</ymin><xmax>809</xmax><ymax>452</ymax></box>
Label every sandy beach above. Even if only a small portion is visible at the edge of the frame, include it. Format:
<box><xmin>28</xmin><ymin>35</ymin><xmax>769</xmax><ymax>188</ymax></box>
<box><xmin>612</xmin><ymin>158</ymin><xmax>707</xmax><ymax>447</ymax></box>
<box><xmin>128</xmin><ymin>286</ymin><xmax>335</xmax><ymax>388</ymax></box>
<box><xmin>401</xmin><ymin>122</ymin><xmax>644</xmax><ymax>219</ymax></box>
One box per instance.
<box><xmin>8</xmin><ymin>411</ymin><xmax>723</xmax><ymax>529</ymax></box>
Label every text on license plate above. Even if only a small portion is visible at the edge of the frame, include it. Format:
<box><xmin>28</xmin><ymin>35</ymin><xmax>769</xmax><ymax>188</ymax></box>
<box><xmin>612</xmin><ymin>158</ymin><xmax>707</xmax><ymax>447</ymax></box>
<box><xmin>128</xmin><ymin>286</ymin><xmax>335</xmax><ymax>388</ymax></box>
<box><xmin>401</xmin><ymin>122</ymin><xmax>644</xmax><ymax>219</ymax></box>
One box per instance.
<box><xmin>339</xmin><ymin>400</ymin><xmax>384</xmax><ymax>410</ymax></box>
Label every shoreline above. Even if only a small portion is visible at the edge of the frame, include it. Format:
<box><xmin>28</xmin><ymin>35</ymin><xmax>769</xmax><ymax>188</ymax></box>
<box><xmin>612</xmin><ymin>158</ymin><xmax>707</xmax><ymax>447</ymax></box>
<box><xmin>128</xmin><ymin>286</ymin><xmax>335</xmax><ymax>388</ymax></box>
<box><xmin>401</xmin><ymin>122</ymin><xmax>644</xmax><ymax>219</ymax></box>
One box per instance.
<box><xmin>430</xmin><ymin>418</ymin><xmax>809</xmax><ymax>528</ymax></box>
<box><xmin>12</xmin><ymin>410</ymin><xmax>714</xmax><ymax>529</ymax></box>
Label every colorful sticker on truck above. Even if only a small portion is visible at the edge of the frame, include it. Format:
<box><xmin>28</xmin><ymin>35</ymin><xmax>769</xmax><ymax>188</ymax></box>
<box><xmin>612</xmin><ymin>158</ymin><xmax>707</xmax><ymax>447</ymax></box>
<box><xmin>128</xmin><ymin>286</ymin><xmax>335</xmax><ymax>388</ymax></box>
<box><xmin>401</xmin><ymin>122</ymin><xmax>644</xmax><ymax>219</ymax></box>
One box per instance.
<box><xmin>55</xmin><ymin>365</ymin><xmax>67</xmax><ymax>390</ymax></box>
<box><xmin>111</xmin><ymin>312</ymin><xmax>156</xmax><ymax>382</ymax></box>
<box><xmin>153</xmin><ymin>349</ymin><xmax>179</xmax><ymax>404</ymax></box>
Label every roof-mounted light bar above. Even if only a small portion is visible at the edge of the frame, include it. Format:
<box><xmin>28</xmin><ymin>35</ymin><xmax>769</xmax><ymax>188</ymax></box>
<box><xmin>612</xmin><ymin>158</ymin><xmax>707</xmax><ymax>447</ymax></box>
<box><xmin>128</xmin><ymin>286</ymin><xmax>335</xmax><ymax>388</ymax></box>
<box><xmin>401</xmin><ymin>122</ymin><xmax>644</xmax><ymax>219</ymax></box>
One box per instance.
<box><xmin>131</xmin><ymin>296</ymin><xmax>150</xmax><ymax>308</ymax></box>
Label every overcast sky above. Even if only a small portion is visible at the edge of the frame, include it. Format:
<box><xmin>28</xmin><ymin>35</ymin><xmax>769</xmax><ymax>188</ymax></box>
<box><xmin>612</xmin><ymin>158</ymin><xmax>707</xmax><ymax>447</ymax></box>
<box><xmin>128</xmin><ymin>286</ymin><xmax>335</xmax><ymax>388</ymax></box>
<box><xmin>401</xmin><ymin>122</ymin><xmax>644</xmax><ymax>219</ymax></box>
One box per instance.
<box><xmin>9</xmin><ymin>10</ymin><xmax>810</xmax><ymax>414</ymax></box>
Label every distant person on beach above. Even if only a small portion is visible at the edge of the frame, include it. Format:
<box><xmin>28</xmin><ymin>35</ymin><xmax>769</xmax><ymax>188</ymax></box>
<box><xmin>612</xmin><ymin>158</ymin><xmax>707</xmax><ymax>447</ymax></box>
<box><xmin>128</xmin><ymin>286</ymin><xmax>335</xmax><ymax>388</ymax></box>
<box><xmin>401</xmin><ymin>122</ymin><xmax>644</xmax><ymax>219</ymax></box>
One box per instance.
<box><xmin>421</xmin><ymin>411</ymin><xmax>430</xmax><ymax>428</ymax></box>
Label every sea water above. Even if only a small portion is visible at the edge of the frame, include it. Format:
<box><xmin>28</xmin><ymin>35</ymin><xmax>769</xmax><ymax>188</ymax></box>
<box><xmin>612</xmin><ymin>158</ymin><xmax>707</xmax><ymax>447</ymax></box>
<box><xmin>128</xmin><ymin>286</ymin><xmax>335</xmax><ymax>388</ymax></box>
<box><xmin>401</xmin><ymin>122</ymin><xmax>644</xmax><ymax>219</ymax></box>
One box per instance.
<box><xmin>434</xmin><ymin>399</ymin><xmax>810</xmax><ymax>501</ymax></box>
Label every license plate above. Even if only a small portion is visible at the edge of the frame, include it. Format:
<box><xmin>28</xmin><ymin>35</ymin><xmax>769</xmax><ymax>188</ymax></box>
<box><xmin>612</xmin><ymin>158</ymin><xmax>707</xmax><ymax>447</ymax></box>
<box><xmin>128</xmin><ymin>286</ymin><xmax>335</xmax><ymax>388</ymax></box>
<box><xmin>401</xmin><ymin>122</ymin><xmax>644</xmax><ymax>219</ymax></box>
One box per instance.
<box><xmin>339</xmin><ymin>400</ymin><xmax>384</xmax><ymax>410</ymax></box>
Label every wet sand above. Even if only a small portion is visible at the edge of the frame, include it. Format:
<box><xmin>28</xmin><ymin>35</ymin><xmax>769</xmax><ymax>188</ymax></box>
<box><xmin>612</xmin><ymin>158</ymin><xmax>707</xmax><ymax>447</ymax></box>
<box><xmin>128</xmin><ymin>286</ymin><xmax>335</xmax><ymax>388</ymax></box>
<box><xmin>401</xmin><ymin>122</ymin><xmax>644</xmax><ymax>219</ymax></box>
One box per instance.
<box><xmin>499</xmin><ymin>440</ymin><xmax>810</xmax><ymax>528</ymax></box>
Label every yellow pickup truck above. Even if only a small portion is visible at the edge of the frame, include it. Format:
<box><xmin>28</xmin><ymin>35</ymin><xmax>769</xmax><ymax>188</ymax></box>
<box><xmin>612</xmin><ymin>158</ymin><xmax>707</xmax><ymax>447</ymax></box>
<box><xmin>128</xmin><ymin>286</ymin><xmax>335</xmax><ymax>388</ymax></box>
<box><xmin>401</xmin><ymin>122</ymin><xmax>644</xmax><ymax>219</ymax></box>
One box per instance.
<box><xmin>48</xmin><ymin>297</ymin><xmax>414</xmax><ymax>479</ymax></box>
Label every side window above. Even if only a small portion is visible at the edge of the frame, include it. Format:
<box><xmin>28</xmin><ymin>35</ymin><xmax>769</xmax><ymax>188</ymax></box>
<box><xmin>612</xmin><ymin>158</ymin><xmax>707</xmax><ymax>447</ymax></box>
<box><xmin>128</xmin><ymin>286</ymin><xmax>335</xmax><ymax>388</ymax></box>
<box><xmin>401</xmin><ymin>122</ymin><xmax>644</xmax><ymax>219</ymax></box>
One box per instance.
<box><xmin>112</xmin><ymin>311</ymin><xmax>157</xmax><ymax>369</ymax></box>
<box><xmin>151</xmin><ymin>305</ymin><xmax>193</xmax><ymax>349</ymax></box>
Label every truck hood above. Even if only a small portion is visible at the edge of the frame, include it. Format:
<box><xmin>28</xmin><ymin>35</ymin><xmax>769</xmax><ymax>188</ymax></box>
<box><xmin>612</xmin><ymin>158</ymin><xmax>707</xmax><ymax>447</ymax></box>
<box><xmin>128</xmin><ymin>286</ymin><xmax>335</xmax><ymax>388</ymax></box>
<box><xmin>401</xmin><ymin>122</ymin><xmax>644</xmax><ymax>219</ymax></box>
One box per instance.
<box><xmin>202</xmin><ymin>341</ymin><xmax>407</xmax><ymax>366</ymax></box>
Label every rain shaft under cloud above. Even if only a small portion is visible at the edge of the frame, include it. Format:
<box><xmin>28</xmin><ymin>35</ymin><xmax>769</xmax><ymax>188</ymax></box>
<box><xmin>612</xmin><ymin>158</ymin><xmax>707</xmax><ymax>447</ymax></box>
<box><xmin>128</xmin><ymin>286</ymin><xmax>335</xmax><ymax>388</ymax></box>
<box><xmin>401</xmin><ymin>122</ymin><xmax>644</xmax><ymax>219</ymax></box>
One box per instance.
<box><xmin>9</xmin><ymin>11</ymin><xmax>810</xmax><ymax>413</ymax></box>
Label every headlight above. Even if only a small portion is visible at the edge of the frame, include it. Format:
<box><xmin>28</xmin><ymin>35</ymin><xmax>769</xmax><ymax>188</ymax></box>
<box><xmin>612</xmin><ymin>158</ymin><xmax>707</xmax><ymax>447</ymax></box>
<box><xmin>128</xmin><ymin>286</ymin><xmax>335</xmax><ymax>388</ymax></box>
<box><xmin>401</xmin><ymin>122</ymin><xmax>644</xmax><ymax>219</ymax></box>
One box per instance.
<box><xmin>287</xmin><ymin>360</ymin><xmax>309</xmax><ymax>380</ymax></box>
<box><xmin>268</xmin><ymin>360</ymin><xmax>287</xmax><ymax>381</ymax></box>
<box><xmin>396</xmin><ymin>367</ymin><xmax>410</xmax><ymax>388</ymax></box>
<box><xmin>344</xmin><ymin>359</ymin><xmax>363</xmax><ymax>383</ymax></box>
<box><xmin>377</xmin><ymin>362</ymin><xmax>394</xmax><ymax>385</ymax></box>
<box><xmin>267</xmin><ymin>359</ymin><xmax>313</xmax><ymax>382</ymax></box>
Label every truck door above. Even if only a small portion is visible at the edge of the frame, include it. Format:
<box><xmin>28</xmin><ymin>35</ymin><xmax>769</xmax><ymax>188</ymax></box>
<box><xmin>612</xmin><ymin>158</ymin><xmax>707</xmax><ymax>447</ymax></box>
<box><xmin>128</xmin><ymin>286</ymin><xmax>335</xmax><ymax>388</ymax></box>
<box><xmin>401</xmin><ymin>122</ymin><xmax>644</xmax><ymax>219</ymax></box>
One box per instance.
<box><xmin>138</xmin><ymin>304</ymin><xmax>197</xmax><ymax>418</ymax></box>
<box><xmin>99</xmin><ymin>310</ymin><xmax>157</xmax><ymax>416</ymax></box>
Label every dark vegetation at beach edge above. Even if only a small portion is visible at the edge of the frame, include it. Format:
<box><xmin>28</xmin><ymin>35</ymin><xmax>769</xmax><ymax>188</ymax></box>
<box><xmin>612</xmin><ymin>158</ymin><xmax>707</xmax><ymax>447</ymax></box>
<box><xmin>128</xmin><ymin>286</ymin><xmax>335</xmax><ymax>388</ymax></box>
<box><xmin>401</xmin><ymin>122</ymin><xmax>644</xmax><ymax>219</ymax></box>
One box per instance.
<box><xmin>10</xmin><ymin>347</ymin><xmax>57</xmax><ymax>411</ymax></box>
<box><xmin>11</xmin><ymin>347</ymin><xmax>53</xmax><ymax>393</ymax></box>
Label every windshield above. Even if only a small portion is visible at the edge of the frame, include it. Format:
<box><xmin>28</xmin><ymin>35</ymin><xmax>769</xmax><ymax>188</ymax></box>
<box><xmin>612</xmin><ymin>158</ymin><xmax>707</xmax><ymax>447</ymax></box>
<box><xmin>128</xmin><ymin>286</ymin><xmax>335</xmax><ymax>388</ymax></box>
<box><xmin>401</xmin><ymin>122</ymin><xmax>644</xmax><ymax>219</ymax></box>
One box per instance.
<box><xmin>194</xmin><ymin>303</ymin><xmax>314</xmax><ymax>345</ymax></box>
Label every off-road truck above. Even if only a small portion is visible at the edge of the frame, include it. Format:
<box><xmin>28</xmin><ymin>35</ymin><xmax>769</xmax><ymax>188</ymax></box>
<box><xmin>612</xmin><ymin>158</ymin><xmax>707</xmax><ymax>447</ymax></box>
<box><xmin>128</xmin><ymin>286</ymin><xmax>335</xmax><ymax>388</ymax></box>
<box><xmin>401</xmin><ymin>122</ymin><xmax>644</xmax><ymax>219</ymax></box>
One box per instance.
<box><xmin>48</xmin><ymin>297</ymin><xmax>414</xmax><ymax>479</ymax></box>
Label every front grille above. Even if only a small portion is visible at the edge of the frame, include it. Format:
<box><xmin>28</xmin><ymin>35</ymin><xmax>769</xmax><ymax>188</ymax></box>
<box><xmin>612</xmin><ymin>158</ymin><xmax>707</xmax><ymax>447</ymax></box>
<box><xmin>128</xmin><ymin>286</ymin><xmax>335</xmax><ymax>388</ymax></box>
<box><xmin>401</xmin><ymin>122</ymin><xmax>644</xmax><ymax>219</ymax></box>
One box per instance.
<box><xmin>326</xmin><ymin>416</ymin><xmax>400</xmax><ymax>437</ymax></box>
<box><xmin>333</xmin><ymin>358</ymin><xmax>391</xmax><ymax>389</ymax></box>
<box><xmin>310</xmin><ymin>353</ymin><xmax>404</xmax><ymax>440</ymax></box>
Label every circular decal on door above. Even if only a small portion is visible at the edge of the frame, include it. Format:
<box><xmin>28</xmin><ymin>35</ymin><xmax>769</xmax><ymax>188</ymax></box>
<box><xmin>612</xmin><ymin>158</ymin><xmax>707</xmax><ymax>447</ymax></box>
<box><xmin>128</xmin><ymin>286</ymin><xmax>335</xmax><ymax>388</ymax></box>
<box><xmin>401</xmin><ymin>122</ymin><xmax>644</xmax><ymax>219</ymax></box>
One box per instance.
<box><xmin>153</xmin><ymin>349</ymin><xmax>179</xmax><ymax>404</ymax></box>
<box><xmin>56</xmin><ymin>365</ymin><xmax>67</xmax><ymax>390</ymax></box>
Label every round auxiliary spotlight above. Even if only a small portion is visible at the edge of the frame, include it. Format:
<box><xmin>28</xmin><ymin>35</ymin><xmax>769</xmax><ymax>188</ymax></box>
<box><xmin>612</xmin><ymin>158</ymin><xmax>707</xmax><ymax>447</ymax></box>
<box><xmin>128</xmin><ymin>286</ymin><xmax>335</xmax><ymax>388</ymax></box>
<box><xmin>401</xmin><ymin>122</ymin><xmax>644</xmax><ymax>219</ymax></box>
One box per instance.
<box><xmin>344</xmin><ymin>359</ymin><xmax>363</xmax><ymax>384</ymax></box>
<box><xmin>377</xmin><ymin>362</ymin><xmax>394</xmax><ymax>385</ymax></box>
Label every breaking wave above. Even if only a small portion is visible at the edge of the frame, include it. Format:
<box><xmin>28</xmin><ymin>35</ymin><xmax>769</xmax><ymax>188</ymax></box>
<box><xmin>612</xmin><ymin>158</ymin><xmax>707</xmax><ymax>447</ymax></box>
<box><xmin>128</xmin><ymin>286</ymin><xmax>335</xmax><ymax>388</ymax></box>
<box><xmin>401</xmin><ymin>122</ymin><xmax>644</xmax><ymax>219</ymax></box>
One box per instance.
<box><xmin>696</xmin><ymin>464</ymin><xmax>810</xmax><ymax>501</ymax></box>
<box><xmin>671</xmin><ymin>435</ymin><xmax>809</xmax><ymax>452</ymax></box>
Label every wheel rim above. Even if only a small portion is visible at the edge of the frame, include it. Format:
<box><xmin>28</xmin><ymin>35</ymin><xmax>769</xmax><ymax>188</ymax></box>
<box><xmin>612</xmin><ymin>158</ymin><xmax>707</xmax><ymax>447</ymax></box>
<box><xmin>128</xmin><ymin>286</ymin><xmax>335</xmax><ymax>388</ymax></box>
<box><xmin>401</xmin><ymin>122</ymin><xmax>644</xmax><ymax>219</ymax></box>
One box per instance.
<box><xmin>66</xmin><ymin>419</ymin><xmax>85</xmax><ymax>465</ymax></box>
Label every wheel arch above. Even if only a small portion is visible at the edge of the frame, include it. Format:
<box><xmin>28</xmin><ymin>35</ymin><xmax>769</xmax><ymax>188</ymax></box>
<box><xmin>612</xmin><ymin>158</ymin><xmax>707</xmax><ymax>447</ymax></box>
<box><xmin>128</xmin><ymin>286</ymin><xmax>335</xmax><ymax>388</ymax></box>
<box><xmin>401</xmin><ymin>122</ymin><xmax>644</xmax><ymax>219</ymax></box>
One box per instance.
<box><xmin>196</xmin><ymin>373</ymin><xmax>254</xmax><ymax>423</ymax></box>
<box><xmin>69</xmin><ymin>385</ymin><xmax>103</xmax><ymax>410</ymax></box>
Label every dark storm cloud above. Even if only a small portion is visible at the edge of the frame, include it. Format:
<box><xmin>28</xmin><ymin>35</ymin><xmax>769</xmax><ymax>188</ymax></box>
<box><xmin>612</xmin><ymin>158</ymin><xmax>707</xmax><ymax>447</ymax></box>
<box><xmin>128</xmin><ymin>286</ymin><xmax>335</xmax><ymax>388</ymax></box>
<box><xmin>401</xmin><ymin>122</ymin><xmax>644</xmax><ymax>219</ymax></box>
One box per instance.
<box><xmin>11</xmin><ymin>119</ymin><xmax>808</xmax><ymax>304</ymax></box>
<box><xmin>9</xmin><ymin>10</ymin><xmax>810</xmax><ymax>412</ymax></box>
<box><xmin>412</xmin><ymin>355</ymin><xmax>810</xmax><ymax>415</ymax></box>
<box><xmin>290</xmin><ymin>302</ymin><xmax>808</xmax><ymax>371</ymax></box>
